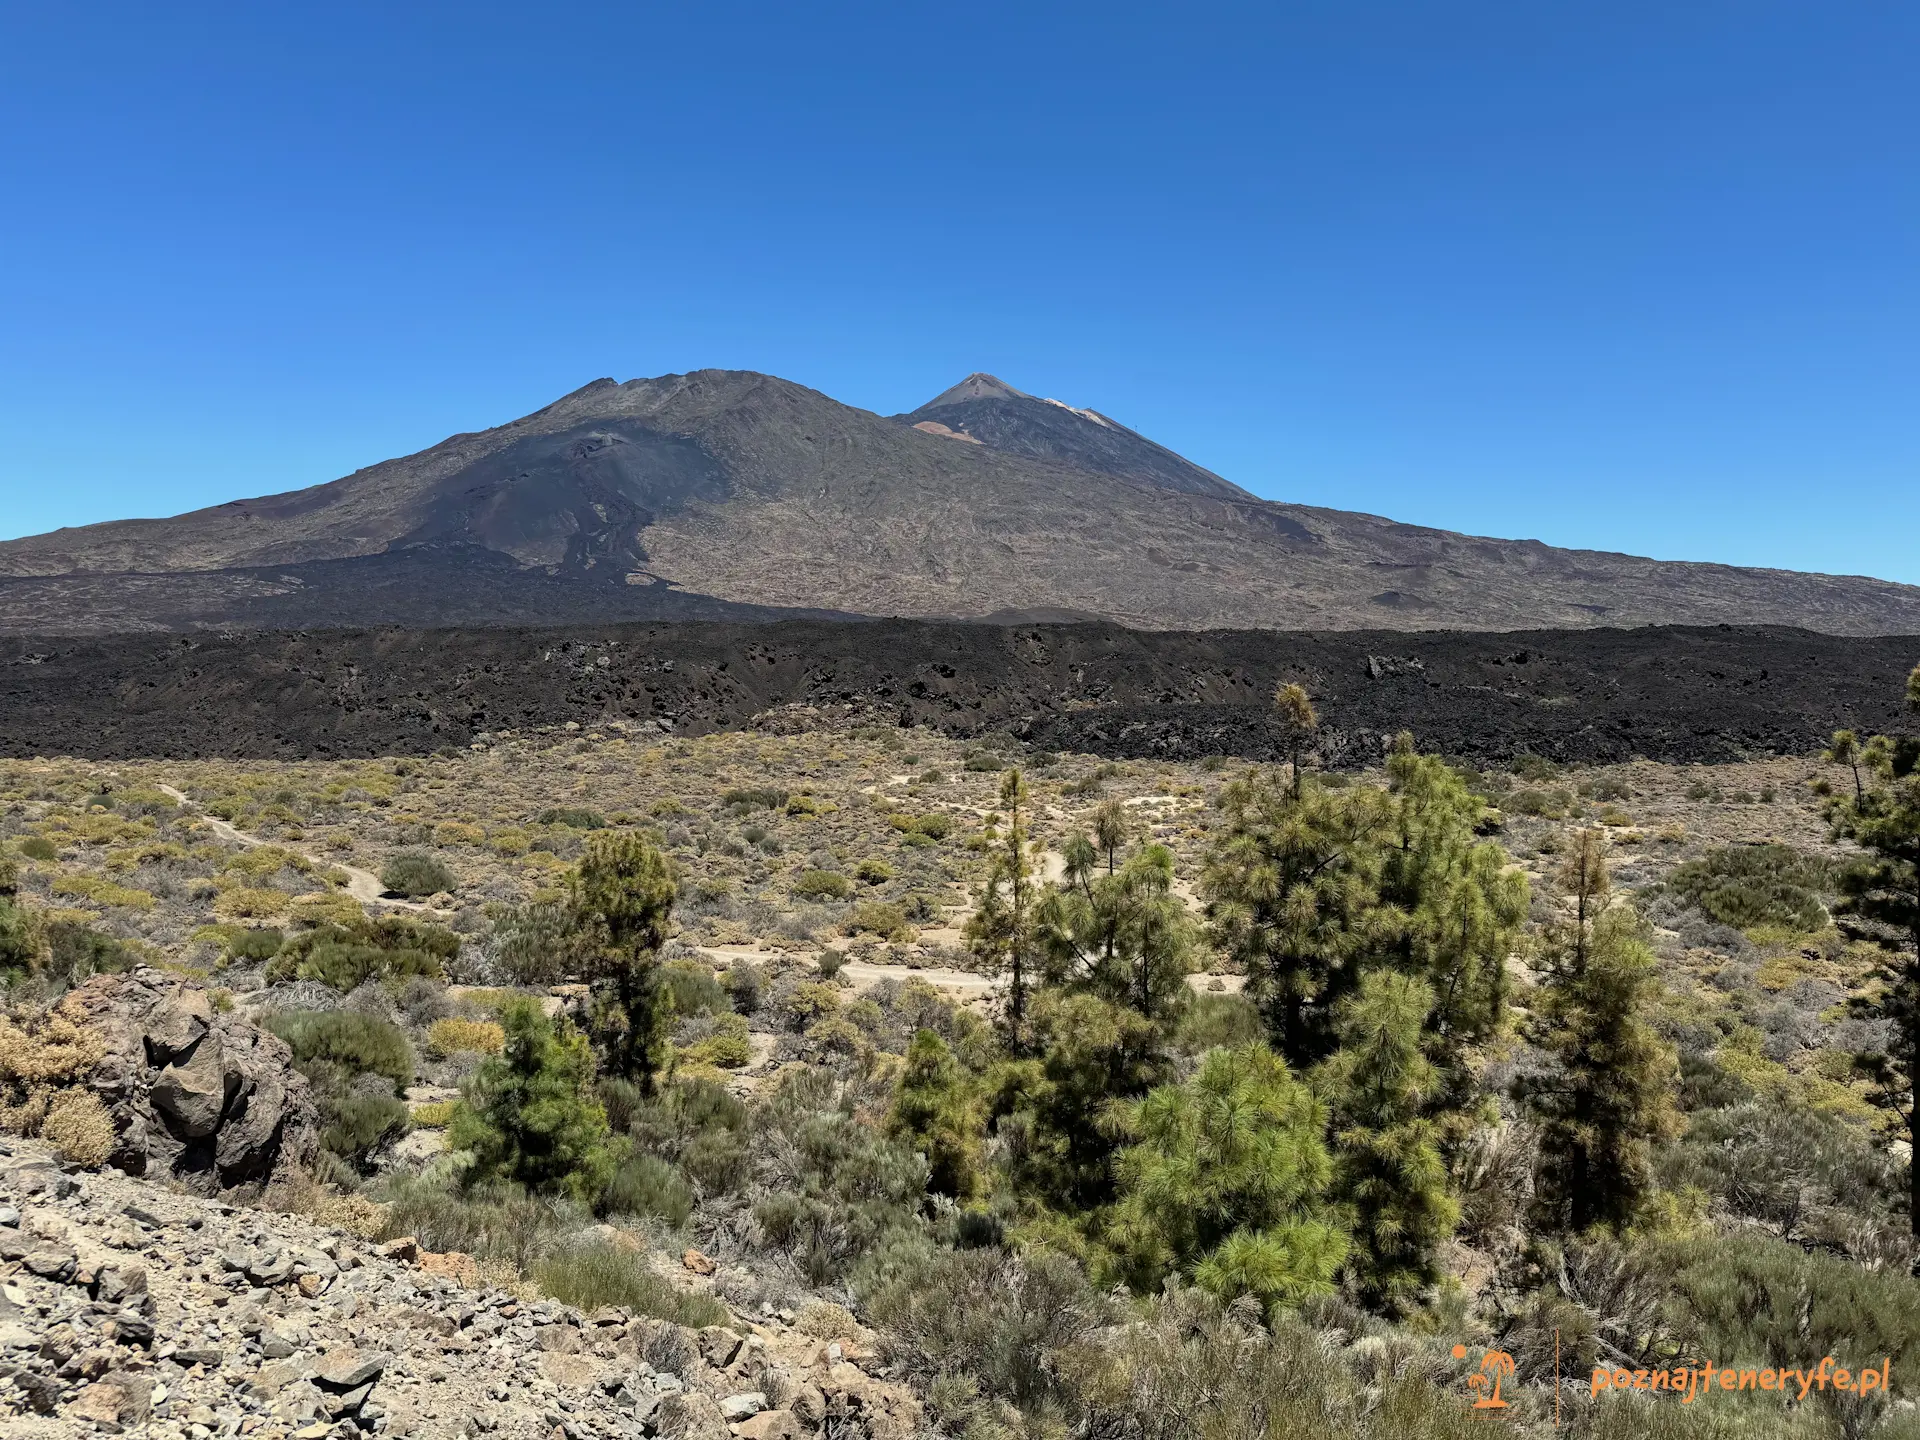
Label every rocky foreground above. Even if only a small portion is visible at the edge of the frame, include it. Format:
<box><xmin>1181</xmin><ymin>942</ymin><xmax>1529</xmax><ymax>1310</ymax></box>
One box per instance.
<box><xmin>0</xmin><ymin>1140</ymin><xmax>924</xmax><ymax>1439</ymax></box>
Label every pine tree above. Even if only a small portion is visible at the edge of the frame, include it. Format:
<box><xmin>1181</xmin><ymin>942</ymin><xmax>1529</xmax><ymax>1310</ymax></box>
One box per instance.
<box><xmin>1202</xmin><ymin>768</ymin><xmax>1388</xmax><ymax>1065</ymax></box>
<box><xmin>889</xmin><ymin>1029</ymin><xmax>982</xmax><ymax>1199</ymax></box>
<box><xmin>1516</xmin><ymin>832</ymin><xmax>1674</xmax><ymax>1233</ymax></box>
<box><xmin>450</xmin><ymin>997</ymin><xmax>619</xmax><ymax>1203</ymax></box>
<box><xmin>1039</xmin><ymin>830</ymin><xmax>1196</xmax><ymax>1020</ymax></box>
<box><xmin>966</xmin><ymin>768</ymin><xmax>1040</xmax><ymax>1045</ymax></box>
<box><xmin>1378</xmin><ymin>737</ymin><xmax>1527</xmax><ymax>1074</ymax></box>
<box><xmin>1319</xmin><ymin>971</ymin><xmax>1457</xmax><ymax>1315</ymax></box>
<box><xmin>1826</xmin><ymin>729</ymin><xmax>1867</xmax><ymax>804</ymax></box>
<box><xmin>1825</xmin><ymin>665</ymin><xmax>1920</xmax><ymax>1233</ymax></box>
<box><xmin>1110</xmin><ymin>1043</ymin><xmax>1348</xmax><ymax>1316</ymax></box>
<box><xmin>572</xmin><ymin>830</ymin><xmax>677</xmax><ymax>1091</ymax></box>
<box><xmin>1274</xmin><ymin>683</ymin><xmax>1319</xmax><ymax>800</ymax></box>
<box><xmin>986</xmin><ymin>989</ymin><xmax>1173</xmax><ymax>1211</ymax></box>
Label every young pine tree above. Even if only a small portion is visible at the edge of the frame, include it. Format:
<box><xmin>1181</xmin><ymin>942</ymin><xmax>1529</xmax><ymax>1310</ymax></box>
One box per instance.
<box><xmin>888</xmin><ymin>1029</ymin><xmax>983</xmax><ymax>1200</ymax></box>
<box><xmin>1825</xmin><ymin>665</ymin><xmax>1920</xmax><ymax>1233</ymax></box>
<box><xmin>1515</xmin><ymin>832</ymin><xmax>1674</xmax><ymax>1233</ymax></box>
<box><xmin>966</xmin><ymin>768</ymin><xmax>1040</xmax><ymax>1045</ymax></box>
<box><xmin>1320</xmin><ymin>971</ymin><xmax>1457</xmax><ymax>1315</ymax></box>
<box><xmin>1377</xmin><ymin>738</ymin><xmax>1528</xmax><ymax>1133</ymax></box>
<box><xmin>571</xmin><ymin>830</ymin><xmax>677</xmax><ymax>1091</ymax></box>
<box><xmin>1039</xmin><ymin>826</ymin><xmax>1196</xmax><ymax>1020</ymax></box>
<box><xmin>985</xmin><ymin>989</ymin><xmax>1173</xmax><ymax>1212</ymax></box>
<box><xmin>450</xmin><ymin>997</ymin><xmax>619</xmax><ymax>1203</ymax></box>
<box><xmin>1110</xmin><ymin>1043</ymin><xmax>1348</xmax><ymax>1317</ymax></box>
<box><xmin>1273</xmin><ymin>683</ymin><xmax>1319</xmax><ymax>801</ymax></box>
<box><xmin>1202</xmin><ymin>768</ymin><xmax>1389</xmax><ymax>1066</ymax></box>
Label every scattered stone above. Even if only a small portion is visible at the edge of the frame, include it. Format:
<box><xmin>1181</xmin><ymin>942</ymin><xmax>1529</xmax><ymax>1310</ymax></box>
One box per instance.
<box><xmin>720</xmin><ymin>1390</ymin><xmax>767</xmax><ymax>1420</ymax></box>
<box><xmin>682</xmin><ymin>1248</ymin><xmax>717</xmax><ymax>1276</ymax></box>
<box><xmin>312</xmin><ymin>1347</ymin><xmax>390</xmax><ymax>1392</ymax></box>
<box><xmin>734</xmin><ymin>1409</ymin><xmax>800</xmax><ymax>1440</ymax></box>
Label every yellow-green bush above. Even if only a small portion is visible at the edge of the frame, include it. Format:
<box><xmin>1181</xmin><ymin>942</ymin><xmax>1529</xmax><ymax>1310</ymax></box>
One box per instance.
<box><xmin>41</xmin><ymin>1088</ymin><xmax>115</xmax><ymax>1167</ymax></box>
<box><xmin>51</xmin><ymin>874</ymin><xmax>157</xmax><ymax>911</ymax></box>
<box><xmin>214</xmin><ymin>885</ymin><xmax>291</xmax><ymax>919</ymax></box>
<box><xmin>427</xmin><ymin>1017</ymin><xmax>505</xmax><ymax>1058</ymax></box>
<box><xmin>679</xmin><ymin>1013</ymin><xmax>751</xmax><ymax>1068</ymax></box>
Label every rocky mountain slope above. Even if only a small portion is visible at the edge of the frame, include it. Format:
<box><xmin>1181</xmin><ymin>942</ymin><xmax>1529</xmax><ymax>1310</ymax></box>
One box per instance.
<box><xmin>5</xmin><ymin>370</ymin><xmax>1919</xmax><ymax>636</ymax></box>
<box><xmin>0</xmin><ymin>1133</ymin><xmax>921</xmax><ymax>1440</ymax></box>
<box><xmin>0</xmin><ymin>968</ymin><xmax>926</xmax><ymax>1440</ymax></box>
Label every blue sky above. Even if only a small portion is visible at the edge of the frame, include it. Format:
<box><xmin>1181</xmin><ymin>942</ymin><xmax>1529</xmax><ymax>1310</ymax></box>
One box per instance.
<box><xmin>2</xmin><ymin>2</ymin><xmax>1914</xmax><ymax>583</ymax></box>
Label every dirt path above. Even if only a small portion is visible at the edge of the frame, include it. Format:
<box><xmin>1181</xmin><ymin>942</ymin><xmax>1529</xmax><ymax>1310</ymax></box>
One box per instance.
<box><xmin>153</xmin><ymin>782</ymin><xmax>426</xmax><ymax>911</ymax></box>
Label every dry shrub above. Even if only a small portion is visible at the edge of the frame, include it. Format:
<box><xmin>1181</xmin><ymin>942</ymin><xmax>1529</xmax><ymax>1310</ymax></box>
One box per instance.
<box><xmin>0</xmin><ymin>999</ymin><xmax>108</xmax><ymax>1089</ymax></box>
<box><xmin>0</xmin><ymin>1086</ymin><xmax>53</xmax><ymax>1138</ymax></box>
<box><xmin>41</xmin><ymin>1087</ymin><xmax>115</xmax><ymax>1167</ymax></box>
<box><xmin>269</xmin><ymin>1169</ymin><xmax>390</xmax><ymax>1238</ymax></box>
<box><xmin>796</xmin><ymin>1300</ymin><xmax>863</xmax><ymax>1340</ymax></box>
<box><xmin>426</xmin><ymin>1017</ymin><xmax>505</xmax><ymax>1058</ymax></box>
<box><xmin>214</xmin><ymin>886</ymin><xmax>291</xmax><ymax>920</ymax></box>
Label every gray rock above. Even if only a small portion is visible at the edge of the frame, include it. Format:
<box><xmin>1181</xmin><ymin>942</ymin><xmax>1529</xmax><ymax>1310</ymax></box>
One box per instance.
<box><xmin>327</xmin><ymin>1380</ymin><xmax>376</xmax><ymax>1416</ymax></box>
<box><xmin>720</xmin><ymin>1391</ymin><xmax>767</xmax><ymax>1421</ymax></box>
<box><xmin>313</xmin><ymin>1347</ymin><xmax>390</xmax><ymax>1390</ymax></box>
<box><xmin>653</xmin><ymin>1390</ymin><xmax>729</xmax><ymax>1440</ymax></box>
<box><xmin>22</xmin><ymin>1247</ymin><xmax>78</xmax><ymax>1282</ymax></box>
<box><xmin>63</xmin><ymin>968</ymin><xmax>320</xmax><ymax>1194</ymax></box>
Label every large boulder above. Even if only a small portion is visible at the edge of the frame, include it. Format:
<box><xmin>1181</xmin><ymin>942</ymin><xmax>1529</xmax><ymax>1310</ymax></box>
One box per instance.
<box><xmin>64</xmin><ymin>968</ymin><xmax>318</xmax><ymax>1194</ymax></box>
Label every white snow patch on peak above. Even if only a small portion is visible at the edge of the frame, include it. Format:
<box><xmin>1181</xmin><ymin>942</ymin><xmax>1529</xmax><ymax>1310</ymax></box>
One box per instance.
<box><xmin>1041</xmin><ymin>397</ymin><xmax>1115</xmax><ymax>429</ymax></box>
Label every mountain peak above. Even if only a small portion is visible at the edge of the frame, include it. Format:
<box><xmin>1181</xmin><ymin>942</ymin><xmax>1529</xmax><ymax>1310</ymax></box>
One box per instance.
<box><xmin>917</xmin><ymin>373</ymin><xmax>1030</xmax><ymax>410</ymax></box>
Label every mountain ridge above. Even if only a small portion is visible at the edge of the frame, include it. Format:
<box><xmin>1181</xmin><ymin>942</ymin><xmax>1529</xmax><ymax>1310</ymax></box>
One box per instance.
<box><xmin>4</xmin><ymin>368</ymin><xmax>1919</xmax><ymax>636</ymax></box>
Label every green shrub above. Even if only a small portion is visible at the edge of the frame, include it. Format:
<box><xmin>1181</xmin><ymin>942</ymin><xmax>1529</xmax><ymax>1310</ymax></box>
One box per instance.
<box><xmin>845</xmin><ymin>900</ymin><xmax>910</xmax><ymax>940</ymax></box>
<box><xmin>376</xmin><ymin>1176</ymin><xmax>560</xmax><ymax>1273</ymax></box>
<box><xmin>298</xmin><ymin>942</ymin><xmax>442</xmax><ymax>992</ymax></box>
<box><xmin>267</xmin><ymin>1009</ymin><xmax>413</xmax><ymax>1091</ymax></box>
<box><xmin>531</xmin><ymin>1240</ymin><xmax>727</xmax><ymax>1326</ymax></box>
<box><xmin>911</xmin><ymin>814</ymin><xmax>952</xmax><ymax>840</ymax></box>
<box><xmin>265</xmin><ymin>916</ymin><xmax>456</xmax><ymax>989</ymax></box>
<box><xmin>679</xmin><ymin>1012</ymin><xmax>751</xmax><ymax>1068</ymax></box>
<box><xmin>1659</xmin><ymin>1231</ymin><xmax>1920</xmax><ymax>1401</ymax></box>
<box><xmin>864</xmin><ymin>1246</ymin><xmax>1101</xmax><ymax>1414</ymax></box>
<box><xmin>19</xmin><ymin>836</ymin><xmax>58</xmax><ymax>862</ymax></box>
<box><xmin>1509</xmin><ymin>787</ymin><xmax>1569</xmax><ymax>818</ymax></box>
<box><xmin>722</xmin><ymin>961</ymin><xmax>763</xmax><ymax>1015</ymax></box>
<box><xmin>792</xmin><ymin>869</ymin><xmax>854</xmax><ymax>901</ymax></box>
<box><xmin>42</xmin><ymin>920</ymin><xmax>134</xmax><ymax>989</ymax></box>
<box><xmin>225</xmin><ymin>926</ymin><xmax>285</xmax><ymax>962</ymax></box>
<box><xmin>322</xmin><ymin>1093</ymin><xmax>411</xmax><ymax>1168</ymax></box>
<box><xmin>600</xmin><ymin>1153</ymin><xmax>694</xmax><ymax>1225</ymax></box>
<box><xmin>748</xmin><ymin>1069</ymin><xmax>930</xmax><ymax>1284</ymax></box>
<box><xmin>380</xmin><ymin>851</ymin><xmax>456</xmax><ymax>898</ymax></box>
<box><xmin>855</xmin><ymin>858</ymin><xmax>895</xmax><ymax>885</ymax></box>
<box><xmin>662</xmin><ymin>959</ymin><xmax>726</xmax><ymax>1017</ymax></box>
<box><xmin>536</xmin><ymin>807</ymin><xmax>606</xmax><ymax>830</ymax></box>
<box><xmin>721</xmin><ymin>787</ymin><xmax>787</xmax><ymax>810</ymax></box>
<box><xmin>0</xmin><ymin>900</ymin><xmax>38</xmax><ymax>979</ymax></box>
<box><xmin>1663</xmin><ymin>844</ymin><xmax>1834</xmax><ymax>931</ymax></box>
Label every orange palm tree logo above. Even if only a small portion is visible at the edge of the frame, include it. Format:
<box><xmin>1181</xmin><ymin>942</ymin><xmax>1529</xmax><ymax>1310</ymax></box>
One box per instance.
<box><xmin>1453</xmin><ymin>1345</ymin><xmax>1515</xmax><ymax>1409</ymax></box>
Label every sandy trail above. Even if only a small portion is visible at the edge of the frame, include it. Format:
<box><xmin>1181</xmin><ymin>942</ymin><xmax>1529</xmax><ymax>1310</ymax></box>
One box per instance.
<box><xmin>153</xmin><ymin>782</ymin><xmax>426</xmax><ymax>911</ymax></box>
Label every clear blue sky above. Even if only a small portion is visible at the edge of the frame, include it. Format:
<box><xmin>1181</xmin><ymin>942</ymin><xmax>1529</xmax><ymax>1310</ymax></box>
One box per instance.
<box><xmin>2</xmin><ymin>2</ymin><xmax>1914</xmax><ymax>583</ymax></box>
